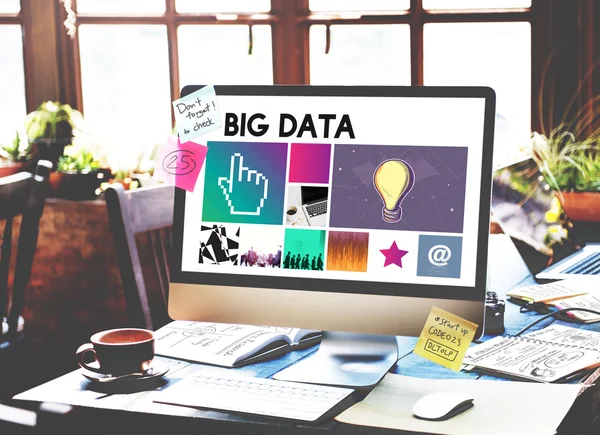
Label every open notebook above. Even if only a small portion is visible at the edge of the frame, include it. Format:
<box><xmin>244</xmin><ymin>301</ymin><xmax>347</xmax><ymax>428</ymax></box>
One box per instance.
<box><xmin>464</xmin><ymin>324</ymin><xmax>600</xmax><ymax>383</ymax></box>
<box><xmin>153</xmin><ymin>321</ymin><xmax>320</xmax><ymax>367</ymax></box>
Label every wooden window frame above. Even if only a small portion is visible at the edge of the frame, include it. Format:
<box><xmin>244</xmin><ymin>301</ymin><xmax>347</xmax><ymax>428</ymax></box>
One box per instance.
<box><xmin>300</xmin><ymin>0</ymin><xmax>532</xmax><ymax>84</ymax></box>
<box><xmin>63</xmin><ymin>0</ymin><xmax>283</xmax><ymax>124</ymax></box>
<box><xmin>53</xmin><ymin>0</ymin><xmax>595</xmax><ymax>135</ymax></box>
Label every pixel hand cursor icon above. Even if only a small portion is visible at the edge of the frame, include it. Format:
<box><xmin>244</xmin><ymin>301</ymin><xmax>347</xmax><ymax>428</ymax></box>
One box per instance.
<box><xmin>217</xmin><ymin>153</ymin><xmax>269</xmax><ymax>216</ymax></box>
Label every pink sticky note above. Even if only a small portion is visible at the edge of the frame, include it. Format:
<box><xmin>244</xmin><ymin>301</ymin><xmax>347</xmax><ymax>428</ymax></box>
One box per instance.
<box><xmin>154</xmin><ymin>135</ymin><xmax>207</xmax><ymax>192</ymax></box>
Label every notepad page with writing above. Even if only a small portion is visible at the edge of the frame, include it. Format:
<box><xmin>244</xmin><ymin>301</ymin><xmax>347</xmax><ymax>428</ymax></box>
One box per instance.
<box><xmin>335</xmin><ymin>373</ymin><xmax>580</xmax><ymax>435</ymax></box>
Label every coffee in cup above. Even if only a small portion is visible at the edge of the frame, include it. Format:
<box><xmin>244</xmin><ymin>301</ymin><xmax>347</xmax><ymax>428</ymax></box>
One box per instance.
<box><xmin>76</xmin><ymin>328</ymin><xmax>155</xmax><ymax>375</ymax></box>
<box><xmin>286</xmin><ymin>206</ymin><xmax>299</xmax><ymax>225</ymax></box>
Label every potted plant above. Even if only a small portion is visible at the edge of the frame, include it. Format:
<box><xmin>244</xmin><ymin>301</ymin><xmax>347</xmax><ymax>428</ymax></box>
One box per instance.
<box><xmin>0</xmin><ymin>131</ymin><xmax>32</xmax><ymax>177</ymax></box>
<box><xmin>50</xmin><ymin>144</ymin><xmax>106</xmax><ymax>200</ymax></box>
<box><xmin>24</xmin><ymin>101</ymin><xmax>83</xmax><ymax>166</ymax></box>
<box><xmin>532</xmin><ymin>129</ymin><xmax>600</xmax><ymax>222</ymax></box>
<box><xmin>530</xmin><ymin>57</ymin><xmax>600</xmax><ymax>223</ymax></box>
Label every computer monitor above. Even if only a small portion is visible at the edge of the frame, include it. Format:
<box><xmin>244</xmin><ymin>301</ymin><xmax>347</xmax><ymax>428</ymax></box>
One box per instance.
<box><xmin>169</xmin><ymin>85</ymin><xmax>496</xmax><ymax>387</ymax></box>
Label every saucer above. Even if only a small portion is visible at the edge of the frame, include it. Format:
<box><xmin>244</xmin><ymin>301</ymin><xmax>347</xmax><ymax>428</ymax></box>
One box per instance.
<box><xmin>81</xmin><ymin>361</ymin><xmax>169</xmax><ymax>384</ymax></box>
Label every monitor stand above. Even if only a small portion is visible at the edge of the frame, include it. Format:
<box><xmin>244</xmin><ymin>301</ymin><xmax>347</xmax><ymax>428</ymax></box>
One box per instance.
<box><xmin>272</xmin><ymin>331</ymin><xmax>398</xmax><ymax>389</ymax></box>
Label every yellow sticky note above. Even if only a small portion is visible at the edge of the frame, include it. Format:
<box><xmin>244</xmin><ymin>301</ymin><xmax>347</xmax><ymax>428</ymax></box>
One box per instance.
<box><xmin>413</xmin><ymin>306</ymin><xmax>478</xmax><ymax>371</ymax></box>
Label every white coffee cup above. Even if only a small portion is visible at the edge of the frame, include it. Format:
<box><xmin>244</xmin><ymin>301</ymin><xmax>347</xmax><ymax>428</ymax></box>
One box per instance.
<box><xmin>286</xmin><ymin>206</ymin><xmax>299</xmax><ymax>225</ymax></box>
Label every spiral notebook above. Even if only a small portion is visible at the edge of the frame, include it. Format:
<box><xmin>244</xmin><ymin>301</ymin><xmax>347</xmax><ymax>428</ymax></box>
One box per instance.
<box><xmin>463</xmin><ymin>325</ymin><xmax>600</xmax><ymax>383</ymax></box>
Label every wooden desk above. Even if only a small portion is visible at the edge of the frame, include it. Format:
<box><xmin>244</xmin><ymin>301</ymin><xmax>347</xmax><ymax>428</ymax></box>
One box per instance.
<box><xmin>12</xmin><ymin>235</ymin><xmax>600</xmax><ymax>434</ymax></box>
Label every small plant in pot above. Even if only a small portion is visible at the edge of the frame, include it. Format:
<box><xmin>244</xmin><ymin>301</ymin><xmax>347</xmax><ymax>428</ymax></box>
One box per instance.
<box><xmin>0</xmin><ymin>131</ymin><xmax>32</xmax><ymax>177</ymax></box>
<box><xmin>531</xmin><ymin>55</ymin><xmax>600</xmax><ymax>223</ymax></box>
<box><xmin>532</xmin><ymin>130</ymin><xmax>600</xmax><ymax>223</ymax></box>
<box><xmin>51</xmin><ymin>144</ymin><xmax>106</xmax><ymax>200</ymax></box>
<box><xmin>24</xmin><ymin>101</ymin><xmax>84</xmax><ymax>167</ymax></box>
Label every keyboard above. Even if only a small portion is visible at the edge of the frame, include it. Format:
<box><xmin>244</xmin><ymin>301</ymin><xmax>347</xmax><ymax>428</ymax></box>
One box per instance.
<box><xmin>305</xmin><ymin>200</ymin><xmax>328</xmax><ymax>217</ymax></box>
<box><xmin>563</xmin><ymin>252</ymin><xmax>600</xmax><ymax>275</ymax></box>
<box><xmin>155</xmin><ymin>367</ymin><xmax>355</xmax><ymax>422</ymax></box>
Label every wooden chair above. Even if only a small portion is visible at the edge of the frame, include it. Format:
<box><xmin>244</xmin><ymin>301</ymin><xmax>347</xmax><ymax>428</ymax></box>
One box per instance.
<box><xmin>0</xmin><ymin>161</ymin><xmax>52</xmax><ymax>348</ymax></box>
<box><xmin>105</xmin><ymin>183</ymin><xmax>174</xmax><ymax>331</ymax></box>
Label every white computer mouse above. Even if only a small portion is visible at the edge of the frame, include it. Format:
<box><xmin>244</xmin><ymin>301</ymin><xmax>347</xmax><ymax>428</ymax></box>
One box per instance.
<box><xmin>412</xmin><ymin>392</ymin><xmax>474</xmax><ymax>421</ymax></box>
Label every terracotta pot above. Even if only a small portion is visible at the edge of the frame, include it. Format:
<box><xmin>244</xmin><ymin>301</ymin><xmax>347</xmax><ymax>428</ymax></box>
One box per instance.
<box><xmin>49</xmin><ymin>171</ymin><xmax>65</xmax><ymax>194</ymax></box>
<box><xmin>0</xmin><ymin>161</ymin><xmax>24</xmax><ymax>178</ymax></box>
<box><xmin>557</xmin><ymin>192</ymin><xmax>600</xmax><ymax>222</ymax></box>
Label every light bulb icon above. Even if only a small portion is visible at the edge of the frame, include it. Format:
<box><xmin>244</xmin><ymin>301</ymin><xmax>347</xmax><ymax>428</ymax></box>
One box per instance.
<box><xmin>373</xmin><ymin>159</ymin><xmax>415</xmax><ymax>223</ymax></box>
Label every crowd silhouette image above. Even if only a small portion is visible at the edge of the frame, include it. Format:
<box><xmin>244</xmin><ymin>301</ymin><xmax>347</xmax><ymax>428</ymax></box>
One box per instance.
<box><xmin>239</xmin><ymin>246</ymin><xmax>281</xmax><ymax>268</ymax></box>
<box><xmin>283</xmin><ymin>251</ymin><xmax>324</xmax><ymax>271</ymax></box>
<box><xmin>282</xmin><ymin>229</ymin><xmax>326</xmax><ymax>272</ymax></box>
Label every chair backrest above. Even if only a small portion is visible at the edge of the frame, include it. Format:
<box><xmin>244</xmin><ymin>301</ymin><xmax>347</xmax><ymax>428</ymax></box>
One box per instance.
<box><xmin>0</xmin><ymin>161</ymin><xmax>52</xmax><ymax>343</ymax></box>
<box><xmin>105</xmin><ymin>183</ymin><xmax>175</xmax><ymax>330</ymax></box>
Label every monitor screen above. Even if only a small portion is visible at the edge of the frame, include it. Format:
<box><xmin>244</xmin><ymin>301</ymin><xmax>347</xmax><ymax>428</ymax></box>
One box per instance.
<box><xmin>172</xmin><ymin>86</ymin><xmax>494</xmax><ymax>304</ymax></box>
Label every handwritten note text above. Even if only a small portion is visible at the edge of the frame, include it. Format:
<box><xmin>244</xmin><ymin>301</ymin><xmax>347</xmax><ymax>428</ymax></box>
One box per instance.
<box><xmin>413</xmin><ymin>306</ymin><xmax>478</xmax><ymax>371</ymax></box>
<box><xmin>173</xmin><ymin>85</ymin><xmax>222</xmax><ymax>142</ymax></box>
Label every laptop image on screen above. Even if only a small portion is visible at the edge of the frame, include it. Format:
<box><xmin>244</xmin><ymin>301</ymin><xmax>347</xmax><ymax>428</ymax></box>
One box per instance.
<box><xmin>301</xmin><ymin>186</ymin><xmax>328</xmax><ymax>227</ymax></box>
<box><xmin>492</xmin><ymin>158</ymin><xmax>600</xmax><ymax>280</ymax></box>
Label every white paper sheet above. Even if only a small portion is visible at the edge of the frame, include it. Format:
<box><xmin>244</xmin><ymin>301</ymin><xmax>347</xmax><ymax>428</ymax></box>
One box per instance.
<box><xmin>335</xmin><ymin>373</ymin><xmax>580</xmax><ymax>435</ymax></box>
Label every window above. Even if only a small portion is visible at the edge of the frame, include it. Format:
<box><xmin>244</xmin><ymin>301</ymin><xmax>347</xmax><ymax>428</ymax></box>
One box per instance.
<box><xmin>0</xmin><ymin>2</ymin><xmax>26</xmax><ymax>145</ymax></box>
<box><xmin>303</xmin><ymin>1</ymin><xmax>532</xmax><ymax>165</ymax></box>
<box><xmin>310</xmin><ymin>24</ymin><xmax>410</xmax><ymax>85</ymax></box>
<box><xmin>176</xmin><ymin>0</ymin><xmax>270</xmax><ymax>13</ymax></box>
<box><xmin>78</xmin><ymin>25</ymin><xmax>172</xmax><ymax>170</ymax></box>
<box><xmin>424</xmin><ymin>22</ymin><xmax>531</xmax><ymax>166</ymax></box>
<box><xmin>76</xmin><ymin>0</ymin><xmax>165</xmax><ymax>15</ymax></box>
<box><xmin>68</xmin><ymin>0</ymin><xmax>532</xmax><ymax>168</ymax></box>
<box><xmin>310</xmin><ymin>0</ymin><xmax>410</xmax><ymax>12</ymax></box>
<box><xmin>178</xmin><ymin>25</ymin><xmax>273</xmax><ymax>86</ymax></box>
<box><xmin>0</xmin><ymin>0</ymin><xmax>20</xmax><ymax>14</ymax></box>
<box><xmin>423</xmin><ymin>0</ymin><xmax>531</xmax><ymax>9</ymax></box>
<box><xmin>72</xmin><ymin>1</ymin><xmax>277</xmax><ymax>171</ymax></box>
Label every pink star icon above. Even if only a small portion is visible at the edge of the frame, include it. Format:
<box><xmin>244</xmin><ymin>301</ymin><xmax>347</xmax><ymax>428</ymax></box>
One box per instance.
<box><xmin>380</xmin><ymin>241</ymin><xmax>409</xmax><ymax>268</ymax></box>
